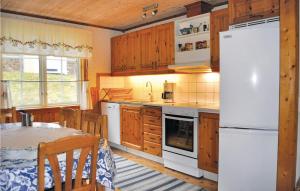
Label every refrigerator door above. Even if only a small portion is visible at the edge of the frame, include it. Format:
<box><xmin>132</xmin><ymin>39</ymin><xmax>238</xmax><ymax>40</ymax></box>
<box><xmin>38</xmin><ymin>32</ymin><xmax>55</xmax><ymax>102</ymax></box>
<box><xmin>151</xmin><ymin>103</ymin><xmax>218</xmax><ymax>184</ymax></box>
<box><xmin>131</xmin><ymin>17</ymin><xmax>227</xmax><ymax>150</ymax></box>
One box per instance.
<box><xmin>218</xmin><ymin>128</ymin><xmax>278</xmax><ymax>191</ymax></box>
<box><xmin>220</xmin><ymin>23</ymin><xmax>279</xmax><ymax>130</ymax></box>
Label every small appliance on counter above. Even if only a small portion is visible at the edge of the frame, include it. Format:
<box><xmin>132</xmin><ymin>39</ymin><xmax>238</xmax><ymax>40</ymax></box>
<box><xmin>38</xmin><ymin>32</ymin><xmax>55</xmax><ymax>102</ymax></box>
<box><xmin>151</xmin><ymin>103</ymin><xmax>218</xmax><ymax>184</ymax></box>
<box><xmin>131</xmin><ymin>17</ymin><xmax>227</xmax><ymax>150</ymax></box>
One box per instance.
<box><xmin>161</xmin><ymin>80</ymin><xmax>175</xmax><ymax>103</ymax></box>
<box><xmin>20</xmin><ymin>111</ymin><xmax>33</xmax><ymax>127</ymax></box>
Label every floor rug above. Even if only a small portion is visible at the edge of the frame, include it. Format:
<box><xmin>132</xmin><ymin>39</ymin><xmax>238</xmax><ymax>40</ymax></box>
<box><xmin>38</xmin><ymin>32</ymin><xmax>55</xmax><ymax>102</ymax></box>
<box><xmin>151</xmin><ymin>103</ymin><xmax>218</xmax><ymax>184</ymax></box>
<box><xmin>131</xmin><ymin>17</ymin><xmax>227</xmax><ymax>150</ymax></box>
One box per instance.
<box><xmin>114</xmin><ymin>155</ymin><xmax>208</xmax><ymax>191</ymax></box>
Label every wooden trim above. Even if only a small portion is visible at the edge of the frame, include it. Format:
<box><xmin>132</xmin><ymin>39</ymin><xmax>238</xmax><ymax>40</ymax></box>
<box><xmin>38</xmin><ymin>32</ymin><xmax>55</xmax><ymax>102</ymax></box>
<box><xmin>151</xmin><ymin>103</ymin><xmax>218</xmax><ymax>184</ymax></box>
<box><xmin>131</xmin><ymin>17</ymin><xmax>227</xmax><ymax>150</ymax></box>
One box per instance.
<box><xmin>111</xmin><ymin>68</ymin><xmax>176</xmax><ymax>76</ymax></box>
<box><xmin>277</xmin><ymin>0</ymin><xmax>299</xmax><ymax>190</ymax></box>
<box><xmin>81</xmin><ymin>59</ymin><xmax>89</xmax><ymax>81</ymax></box>
<box><xmin>16</xmin><ymin>106</ymin><xmax>80</xmax><ymax>123</ymax></box>
<box><xmin>185</xmin><ymin>1</ymin><xmax>213</xmax><ymax>17</ymax></box>
<box><xmin>0</xmin><ymin>9</ymin><xmax>123</xmax><ymax>32</ymax></box>
<box><xmin>96</xmin><ymin>73</ymin><xmax>111</xmax><ymax>89</ymax></box>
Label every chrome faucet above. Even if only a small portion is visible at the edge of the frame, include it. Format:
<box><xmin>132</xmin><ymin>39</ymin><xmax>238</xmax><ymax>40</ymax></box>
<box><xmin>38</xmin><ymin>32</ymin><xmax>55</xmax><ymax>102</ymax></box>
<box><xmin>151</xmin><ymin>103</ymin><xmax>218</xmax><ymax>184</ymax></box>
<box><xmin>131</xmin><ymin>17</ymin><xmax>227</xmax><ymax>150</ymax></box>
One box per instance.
<box><xmin>146</xmin><ymin>81</ymin><xmax>153</xmax><ymax>102</ymax></box>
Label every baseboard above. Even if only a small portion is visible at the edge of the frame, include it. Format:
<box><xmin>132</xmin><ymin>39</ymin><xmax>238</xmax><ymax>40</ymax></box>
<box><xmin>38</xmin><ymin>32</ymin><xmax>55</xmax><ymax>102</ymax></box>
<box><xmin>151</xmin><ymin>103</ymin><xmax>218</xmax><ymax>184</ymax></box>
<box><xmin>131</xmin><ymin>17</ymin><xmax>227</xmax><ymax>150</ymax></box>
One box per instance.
<box><xmin>109</xmin><ymin>142</ymin><xmax>164</xmax><ymax>164</ymax></box>
<box><xmin>202</xmin><ymin>170</ymin><xmax>218</xmax><ymax>182</ymax></box>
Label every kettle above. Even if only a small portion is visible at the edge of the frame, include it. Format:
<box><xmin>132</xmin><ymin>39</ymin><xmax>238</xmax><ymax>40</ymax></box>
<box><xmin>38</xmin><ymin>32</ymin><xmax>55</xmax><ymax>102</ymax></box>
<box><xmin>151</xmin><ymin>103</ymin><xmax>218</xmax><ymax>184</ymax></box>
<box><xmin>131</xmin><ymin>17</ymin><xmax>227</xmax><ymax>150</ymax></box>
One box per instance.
<box><xmin>20</xmin><ymin>111</ymin><xmax>33</xmax><ymax>127</ymax></box>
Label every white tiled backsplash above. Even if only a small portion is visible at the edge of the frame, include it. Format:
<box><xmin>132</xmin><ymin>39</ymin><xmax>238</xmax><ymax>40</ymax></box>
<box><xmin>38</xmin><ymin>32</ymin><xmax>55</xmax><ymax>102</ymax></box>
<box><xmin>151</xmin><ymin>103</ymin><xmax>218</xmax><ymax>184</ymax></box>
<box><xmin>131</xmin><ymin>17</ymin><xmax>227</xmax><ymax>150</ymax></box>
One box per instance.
<box><xmin>99</xmin><ymin>73</ymin><xmax>220</xmax><ymax>105</ymax></box>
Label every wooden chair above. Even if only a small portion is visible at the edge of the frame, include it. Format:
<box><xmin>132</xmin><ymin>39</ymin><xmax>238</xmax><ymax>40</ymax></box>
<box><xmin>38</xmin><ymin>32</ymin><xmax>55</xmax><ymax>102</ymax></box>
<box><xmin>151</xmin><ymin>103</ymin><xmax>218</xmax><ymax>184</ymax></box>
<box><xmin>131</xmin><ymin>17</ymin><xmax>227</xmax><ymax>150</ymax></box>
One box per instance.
<box><xmin>0</xmin><ymin>107</ymin><xmax>17</xmax><ymax>123</ymax></box>
<box><xmin>59</xmin><ymin>108</ymin><xmax>81</xmax><ymax>130</ymax></box>
<box><xmin>38</xmin><ymin>135</ymin><xmax>100</xmax><ymax>191</ymax></box>
<box><xmin>81</xmin><ymin>111</ymin><xmax>108</xmax><ymax>139</ymax></box>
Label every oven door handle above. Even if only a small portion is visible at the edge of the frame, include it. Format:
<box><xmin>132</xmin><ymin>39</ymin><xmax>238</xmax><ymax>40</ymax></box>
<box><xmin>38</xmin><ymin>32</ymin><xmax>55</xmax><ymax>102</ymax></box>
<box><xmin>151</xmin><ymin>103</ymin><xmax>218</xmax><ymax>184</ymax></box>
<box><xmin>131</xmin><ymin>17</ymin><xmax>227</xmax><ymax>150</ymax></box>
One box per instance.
<box><xmin>164</xmin><ymin>115</ymin><xmax>195</xmax><ymax>122</ymax></box>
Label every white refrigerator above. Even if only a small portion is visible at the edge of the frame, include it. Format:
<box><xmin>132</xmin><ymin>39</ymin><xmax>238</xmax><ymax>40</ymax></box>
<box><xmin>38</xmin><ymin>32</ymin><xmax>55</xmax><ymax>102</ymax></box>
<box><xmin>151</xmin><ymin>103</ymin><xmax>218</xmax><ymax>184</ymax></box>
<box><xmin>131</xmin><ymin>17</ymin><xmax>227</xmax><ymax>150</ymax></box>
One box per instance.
<box><xmin>219</xmin><ymin>20</ymin><xmax>279</xmax><ymax>191</ymax></box>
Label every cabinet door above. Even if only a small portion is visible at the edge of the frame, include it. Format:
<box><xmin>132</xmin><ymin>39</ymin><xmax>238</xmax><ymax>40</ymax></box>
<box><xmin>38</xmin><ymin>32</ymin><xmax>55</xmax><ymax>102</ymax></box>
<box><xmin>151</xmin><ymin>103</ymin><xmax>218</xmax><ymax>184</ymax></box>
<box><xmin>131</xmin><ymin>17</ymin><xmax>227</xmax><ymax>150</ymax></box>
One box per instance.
<box><xmin>228</xmin><ymin>0</ymin><xmax>279</xmax><ymax>25</ymax></box>
<box><xmin>127</xmin><ymin>32</ymin><xmax>140</xmax><ymax>73</ymax></box>
<box><xmin>111</xmin><ymin>36</ymin><xmax>123</xmax><ymax>73</ymax></box>
<box><xmin>140</xmin><ymin>28</ymin><xmax>157</xmax><ymax>71</ymax></box>
<box><xmin>198</xmin><ymin>113</ymin><xmax>220</xmax><ymax>173</ymax></box>
<box><xmin>121</xmin><ymin>106</ymin><xmax>143</xmax><ymax>150</ymax></box>
<box><xmin>156</xmin><ymin>22</ymin><xmax>175</xmax><ymax>70</ymax></box>
<box><xmin>119</xmin><ymin>35</ymin><xmax>128</xmax><ymax>72</ymax></box>
<box><xmin>210</xmin><ymin>8</ymin><xmax>229</xmax><ymax>72</ymax></box>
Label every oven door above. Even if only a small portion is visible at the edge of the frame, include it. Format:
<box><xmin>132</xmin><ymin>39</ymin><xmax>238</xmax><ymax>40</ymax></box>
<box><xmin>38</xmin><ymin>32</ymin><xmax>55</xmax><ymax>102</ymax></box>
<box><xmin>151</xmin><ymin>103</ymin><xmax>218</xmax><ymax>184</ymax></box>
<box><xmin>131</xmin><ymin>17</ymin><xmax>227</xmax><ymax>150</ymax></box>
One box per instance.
<box><xmin>163</xmin><ymin>114</ymin><xmax>198</xmax><ymax>159</ymax></box>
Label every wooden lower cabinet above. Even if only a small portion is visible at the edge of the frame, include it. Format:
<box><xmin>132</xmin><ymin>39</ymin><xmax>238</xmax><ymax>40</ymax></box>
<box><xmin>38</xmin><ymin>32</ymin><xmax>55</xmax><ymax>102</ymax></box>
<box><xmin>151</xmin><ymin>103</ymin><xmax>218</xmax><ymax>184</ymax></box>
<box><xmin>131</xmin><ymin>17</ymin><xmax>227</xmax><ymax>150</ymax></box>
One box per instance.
<box><xmin>143</xmin><ymin>106</ymin><xmax>162</xmax><ymax>157</ymax></box>
<box><xmin>120</xmin><ymin>105</ymin><xmax>143</xmax><ymax>150</ymax></box>
<box><xmin>198</xmin><ymin>112</ymin><xmax>220</xmax><ymax>173</ymax></box>
<box><xmin>144</xmin><ymin>141</ymin><xmax>162</xmax><ymax>156</ymax></box>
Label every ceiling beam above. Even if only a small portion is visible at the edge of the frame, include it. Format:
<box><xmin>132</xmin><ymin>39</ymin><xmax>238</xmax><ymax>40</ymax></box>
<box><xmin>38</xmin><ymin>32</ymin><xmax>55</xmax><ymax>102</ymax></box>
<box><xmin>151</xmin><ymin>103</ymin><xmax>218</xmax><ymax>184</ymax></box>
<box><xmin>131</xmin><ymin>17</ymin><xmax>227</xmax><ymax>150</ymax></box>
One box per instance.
<box><xmin>0</xmin><ymin>9</ymin><xmax>124</xmax><ymax>32</ymax></box>
<box><xmin>277</xmin><ymin>0</ymin><xmax>299</xmax><ymax>190</ymax></box>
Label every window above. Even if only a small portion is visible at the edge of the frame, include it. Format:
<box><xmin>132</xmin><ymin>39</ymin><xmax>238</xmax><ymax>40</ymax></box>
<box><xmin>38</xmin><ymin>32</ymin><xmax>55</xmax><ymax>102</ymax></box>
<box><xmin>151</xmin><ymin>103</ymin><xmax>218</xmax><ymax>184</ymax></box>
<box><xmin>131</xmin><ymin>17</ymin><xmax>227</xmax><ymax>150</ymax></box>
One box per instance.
<box><xmin>46</xmin><ymin>56</ymin><xmax>80</xmax><ymax>105</ymax></box>
<box><xmin>1</xmin><ymin>54</ymin><xmax>80</xmax><ymax>107</ymax></box>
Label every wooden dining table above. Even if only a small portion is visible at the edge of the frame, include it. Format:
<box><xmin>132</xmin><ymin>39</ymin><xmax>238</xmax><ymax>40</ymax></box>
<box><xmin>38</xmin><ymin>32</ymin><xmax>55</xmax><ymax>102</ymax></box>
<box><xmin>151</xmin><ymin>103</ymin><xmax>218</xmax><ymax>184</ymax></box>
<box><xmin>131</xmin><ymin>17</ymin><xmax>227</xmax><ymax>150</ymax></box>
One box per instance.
<box><xmin>0</xmin><ymin>122</ymin><xmax>116</xmax><ymax>191</ymax></box>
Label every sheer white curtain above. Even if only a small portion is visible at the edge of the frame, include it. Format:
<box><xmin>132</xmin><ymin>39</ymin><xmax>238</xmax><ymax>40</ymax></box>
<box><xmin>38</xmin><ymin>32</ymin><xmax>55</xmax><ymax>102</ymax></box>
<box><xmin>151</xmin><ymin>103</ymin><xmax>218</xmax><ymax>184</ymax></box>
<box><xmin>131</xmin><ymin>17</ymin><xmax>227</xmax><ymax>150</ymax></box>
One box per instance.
<box><xmin>1</xmin><ymin>17</ymin><xmax>93</xmax><ymax>58</ymax></box>
<box><xmin>0</xmin><ymin>81</ymin><xmax>12</xmax><ymax>109</ymax></box>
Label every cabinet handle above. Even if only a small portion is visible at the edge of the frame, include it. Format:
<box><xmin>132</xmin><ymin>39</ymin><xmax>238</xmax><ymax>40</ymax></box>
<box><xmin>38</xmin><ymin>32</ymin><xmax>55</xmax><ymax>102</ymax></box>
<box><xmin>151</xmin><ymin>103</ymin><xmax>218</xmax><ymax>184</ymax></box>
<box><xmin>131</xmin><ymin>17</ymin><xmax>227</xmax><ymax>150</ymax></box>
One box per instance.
<box><xmin>249</xmin><ymin>14</ymin><xmax>264</xmax><ymax>19</ymax></box>
<box><xmin>148</xmin><ymin>111</ymin><xmax>156</xmax><ymax>115</ymax></box>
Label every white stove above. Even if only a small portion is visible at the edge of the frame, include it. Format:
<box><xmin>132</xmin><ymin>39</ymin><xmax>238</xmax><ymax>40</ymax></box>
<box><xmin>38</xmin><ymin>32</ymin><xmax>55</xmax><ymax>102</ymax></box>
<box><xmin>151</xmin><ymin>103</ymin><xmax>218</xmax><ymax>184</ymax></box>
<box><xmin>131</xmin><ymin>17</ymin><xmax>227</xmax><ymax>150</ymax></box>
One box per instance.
<box><xmin>162</xmin><ymin>106</ymin><xmax>203</xmax><ymax>178</ymax></box>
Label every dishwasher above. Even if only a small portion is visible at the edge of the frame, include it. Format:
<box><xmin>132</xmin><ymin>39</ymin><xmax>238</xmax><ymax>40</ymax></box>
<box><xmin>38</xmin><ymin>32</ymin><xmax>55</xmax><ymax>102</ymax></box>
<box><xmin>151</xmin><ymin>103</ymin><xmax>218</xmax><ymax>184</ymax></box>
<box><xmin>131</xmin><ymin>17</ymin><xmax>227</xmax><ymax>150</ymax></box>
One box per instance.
<box><xmin>101</xmin><ymin>102</ymin><xmax>121</xmax><ymax>145</ymax></box>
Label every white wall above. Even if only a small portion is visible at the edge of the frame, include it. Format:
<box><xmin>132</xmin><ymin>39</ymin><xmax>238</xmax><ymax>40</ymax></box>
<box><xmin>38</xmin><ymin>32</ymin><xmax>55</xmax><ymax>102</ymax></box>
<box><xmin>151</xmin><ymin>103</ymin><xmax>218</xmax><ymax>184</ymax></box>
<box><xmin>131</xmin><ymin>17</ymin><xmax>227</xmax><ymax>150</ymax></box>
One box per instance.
<box><xmin>87</xmin><ymin>27</ymin><xmax>121</xmax><ymax>87</ymax></box>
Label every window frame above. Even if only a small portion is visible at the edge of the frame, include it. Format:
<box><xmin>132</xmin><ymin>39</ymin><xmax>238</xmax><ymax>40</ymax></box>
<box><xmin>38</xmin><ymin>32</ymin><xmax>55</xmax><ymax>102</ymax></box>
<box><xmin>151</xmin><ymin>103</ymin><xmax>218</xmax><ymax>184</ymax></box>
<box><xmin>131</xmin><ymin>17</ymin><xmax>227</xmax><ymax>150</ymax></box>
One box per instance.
<box><xmin>1</xmin><ymin>53</ymin><xmax>81</xmax><ymax>108</ymax></box>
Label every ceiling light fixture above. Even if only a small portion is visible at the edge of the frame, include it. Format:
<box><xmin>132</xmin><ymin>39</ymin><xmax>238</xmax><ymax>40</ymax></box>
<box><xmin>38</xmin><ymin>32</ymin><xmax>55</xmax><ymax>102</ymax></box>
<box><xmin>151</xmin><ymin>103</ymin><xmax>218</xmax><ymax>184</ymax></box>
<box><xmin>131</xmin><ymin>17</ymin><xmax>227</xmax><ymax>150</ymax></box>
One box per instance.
<box><xmin>151</xmin><ymin>9</ymin><xmax>158</xmax><ymax>16</ymax></box>
<box><xmin>142</xmin><ymin>12</ymin><xmax>147</xmax><ymax>19</ymax></box>
<box><xmin>142</xmin><ymin>3</ymin><xmax>159</xmax><ymax>19</ymax></box>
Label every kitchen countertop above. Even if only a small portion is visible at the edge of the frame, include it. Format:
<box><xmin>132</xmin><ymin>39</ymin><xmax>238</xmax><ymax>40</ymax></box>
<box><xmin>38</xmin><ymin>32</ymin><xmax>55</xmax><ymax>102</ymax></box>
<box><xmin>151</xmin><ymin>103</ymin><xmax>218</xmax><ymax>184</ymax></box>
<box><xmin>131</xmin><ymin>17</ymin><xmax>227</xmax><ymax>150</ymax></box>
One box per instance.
<box><xmin>102</xmin><ymin>99</ymin><xmax>219</xmax><ymax>113</ymax></box>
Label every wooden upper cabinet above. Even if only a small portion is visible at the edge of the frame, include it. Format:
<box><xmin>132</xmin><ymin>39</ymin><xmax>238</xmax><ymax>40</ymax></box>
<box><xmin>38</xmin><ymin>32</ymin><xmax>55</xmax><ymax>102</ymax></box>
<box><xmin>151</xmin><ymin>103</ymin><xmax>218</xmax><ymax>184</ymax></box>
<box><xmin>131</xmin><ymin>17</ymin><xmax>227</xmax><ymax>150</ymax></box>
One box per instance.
<box><xmin>210</xmin><ymin>8</ymin><xmax>229</xmax><ymax>72</ymax></box>
<box><xmin>127</xmin><ymin>32</ymin><xmax>141</xmax><ymax>72</ymax></box>
<box><xmin>111</xmin><ymin>35</ymin><xmax>128</xmax><ymax>74</ymax></box>
<box><xmin>140</xmin><ymin>27</ymin><xmax>157</xmax><ymax>71</ymax></box>
<box><xmin>111</xmin><ymin>22</ymin><xmax>175</xmax><ymax>75</ymax></box>
<box><xmin>119</xmin><ymin>35</ymin><xmax>128</xmax><ymax>71</ymax></box>
<box><xmin>228</xmin><ymin>0</ymin><xmax>279</xmax><ymax>25</ymax></box>
<box><xmin>156</xmin><ymin>22</ymin><xmax>175</xmax><ymax>70</ymax></box>
<box><xmin>120</xmin><ymin>105</ymin><xmax>143</xmax><ymax>150</ymax></box>
<box><xmin>111</xmin><ymin>36</ymin><xmax>123</xmax><ymax>73</ymax></box>
<box><xmin>198</xmin><ymin>112</ymin><xmax>220</xmax><ymax>173</ymax></box>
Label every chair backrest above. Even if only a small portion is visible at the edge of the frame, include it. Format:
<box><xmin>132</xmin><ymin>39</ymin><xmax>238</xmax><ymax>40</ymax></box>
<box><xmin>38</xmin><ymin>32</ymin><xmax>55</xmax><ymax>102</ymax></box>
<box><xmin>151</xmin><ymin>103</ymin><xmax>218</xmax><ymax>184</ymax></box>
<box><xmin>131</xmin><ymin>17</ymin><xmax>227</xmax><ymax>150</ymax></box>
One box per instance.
<box><xmin>81</xmin><ymin>111</ymin><xmax>108</xmax><ymax>139</ymax></box>
<box><xmin>38</xmin><ymin>135</ymin><xmax>100</xmax><ymax>191</ymax></box>
<box><xmin>0</xmin><ymin>107</ymin><xmax>17</xmax><ymax>123</ymax></box>
<box><xmin>90</xmin><ymin>87</ymin><xmax>100</xmax><ymax>112</ymax></box>
<box><xmin>59</xmin><ymin>108</ymin><xmax>81</xmax><ymax>130</ymax></box>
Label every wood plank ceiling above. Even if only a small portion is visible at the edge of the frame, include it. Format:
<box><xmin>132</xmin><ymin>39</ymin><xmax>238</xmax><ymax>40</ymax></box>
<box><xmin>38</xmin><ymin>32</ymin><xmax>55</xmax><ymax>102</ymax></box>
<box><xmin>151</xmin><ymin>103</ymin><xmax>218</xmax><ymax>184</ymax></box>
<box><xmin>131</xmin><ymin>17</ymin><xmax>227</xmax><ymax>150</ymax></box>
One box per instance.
<box><xmin>0</xmin><ymin>0</ymin><xmax>227</xmax><ymax>31</ymax></box>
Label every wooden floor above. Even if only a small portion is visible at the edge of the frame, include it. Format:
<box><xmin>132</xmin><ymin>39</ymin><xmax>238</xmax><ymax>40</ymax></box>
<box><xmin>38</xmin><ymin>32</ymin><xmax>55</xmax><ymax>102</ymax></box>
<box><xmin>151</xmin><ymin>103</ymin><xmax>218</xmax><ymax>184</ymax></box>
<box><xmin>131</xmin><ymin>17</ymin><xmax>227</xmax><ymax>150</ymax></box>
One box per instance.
<box><xmin>112</xmin><ymin>148</ymin><xmax>218</xmax><ymax>191</ymax></box>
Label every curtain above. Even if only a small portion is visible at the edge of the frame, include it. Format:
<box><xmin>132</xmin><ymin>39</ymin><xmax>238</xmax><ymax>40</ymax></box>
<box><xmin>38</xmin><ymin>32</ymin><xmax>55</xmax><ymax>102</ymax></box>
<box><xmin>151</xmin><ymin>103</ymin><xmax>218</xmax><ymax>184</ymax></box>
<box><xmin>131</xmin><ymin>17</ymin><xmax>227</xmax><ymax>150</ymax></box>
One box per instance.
<box><xmin>0</xmin><ymin>81</ymin><xmax>12</xmax><ymax>109</ymax></box>
<box><xmin>1</xmin><ymin>17</ymin><xmax>93</xmax><ymax>58</ymax></box>
<box><xmin>80</xmin><ymin>59</ymin><xmax>90</xmax><ymax>109</ymax></box>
